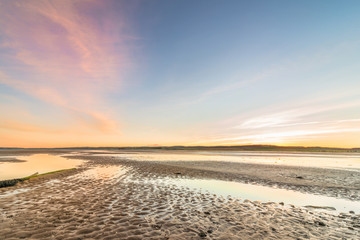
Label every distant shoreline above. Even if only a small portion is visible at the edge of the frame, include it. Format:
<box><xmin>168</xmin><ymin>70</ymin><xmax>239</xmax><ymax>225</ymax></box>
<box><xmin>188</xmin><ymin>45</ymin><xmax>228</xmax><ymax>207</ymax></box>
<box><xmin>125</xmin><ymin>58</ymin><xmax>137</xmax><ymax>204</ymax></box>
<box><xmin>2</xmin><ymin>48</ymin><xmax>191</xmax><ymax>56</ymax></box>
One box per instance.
<box><xmin>1</xmin><ymin>144</ymin><xmax>359</xmax><ymax>153</ymax></box>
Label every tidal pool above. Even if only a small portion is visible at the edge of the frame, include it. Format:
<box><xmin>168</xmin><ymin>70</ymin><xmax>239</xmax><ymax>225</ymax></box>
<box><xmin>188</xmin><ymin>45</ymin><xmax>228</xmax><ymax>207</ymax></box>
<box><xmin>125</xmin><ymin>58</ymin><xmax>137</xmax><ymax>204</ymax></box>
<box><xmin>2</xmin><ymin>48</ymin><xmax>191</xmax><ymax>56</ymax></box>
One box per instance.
<box><xmin>0</xmin><ymin>154</ymin><xmax>84</xmax><ymax>180</ymax></box>
<box><xmin>175</xmin><ymin>178</ymin><xmax>360</xmax><ymax>213</ymax></box>
<box><xmin>133</xmin><ymin>176</ymin><xmax>360</xmax><ymax>214</ymax></box>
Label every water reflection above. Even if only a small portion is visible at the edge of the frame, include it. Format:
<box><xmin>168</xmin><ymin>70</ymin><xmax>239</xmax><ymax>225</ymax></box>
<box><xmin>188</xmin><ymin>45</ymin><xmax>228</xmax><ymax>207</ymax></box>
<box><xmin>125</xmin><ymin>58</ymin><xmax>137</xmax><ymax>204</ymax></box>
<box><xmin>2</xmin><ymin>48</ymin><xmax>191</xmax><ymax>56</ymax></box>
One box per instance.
<box><xmin>94</xmin><ymin>151</ymin><xmax>360</xmax><ymax>171</ymax></box>
<box><xmin>136</xmin><ymin>176</ymin><xmax>360</xmax><ymax>213</ymax></box>
<box><xmin>0</xmin><ymin>154</ymin><xmax>84</xmax><ymax>180</ymax></box>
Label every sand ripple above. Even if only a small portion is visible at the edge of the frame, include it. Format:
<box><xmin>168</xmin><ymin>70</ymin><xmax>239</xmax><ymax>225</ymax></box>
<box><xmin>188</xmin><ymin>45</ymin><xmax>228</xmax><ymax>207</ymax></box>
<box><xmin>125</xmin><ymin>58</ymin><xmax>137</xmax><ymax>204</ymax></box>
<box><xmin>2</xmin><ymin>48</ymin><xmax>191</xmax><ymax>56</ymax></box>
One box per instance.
<box><xmin>0</xmin><ymin>156</ymin><xmax>359</xmax><ymax>239</ymax></box>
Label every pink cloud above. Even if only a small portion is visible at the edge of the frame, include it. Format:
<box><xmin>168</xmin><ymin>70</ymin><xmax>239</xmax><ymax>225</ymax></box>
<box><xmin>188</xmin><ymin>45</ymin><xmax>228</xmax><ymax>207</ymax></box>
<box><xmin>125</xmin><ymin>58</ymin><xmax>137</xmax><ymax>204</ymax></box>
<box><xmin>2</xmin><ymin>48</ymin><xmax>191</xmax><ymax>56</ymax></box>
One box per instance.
<box><xmin>0</xmin><ymin>0</ymin><xmax>134</xmax><ymax>134</ymax></box>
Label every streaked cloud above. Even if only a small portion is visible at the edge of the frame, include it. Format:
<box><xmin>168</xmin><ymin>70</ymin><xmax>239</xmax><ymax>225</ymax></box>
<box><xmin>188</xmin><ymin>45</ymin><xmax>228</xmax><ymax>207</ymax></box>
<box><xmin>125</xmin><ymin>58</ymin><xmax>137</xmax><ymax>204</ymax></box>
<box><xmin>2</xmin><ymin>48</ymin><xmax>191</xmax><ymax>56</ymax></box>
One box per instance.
<box><xmin>236</xmin><ymin>102</ymin><xmax>360</xmax><ymax>129</ymax></box>
<box><xmin>0</xmin><ymin>0</ymin><xmax>133</xmax><ymax>137</ymax></box>
<box><xmin>192</xmin><ymin>95</ymin><xmax>360</xmax><ymax>147</ymax></box>
<box><xmin>208</xmin><ymin>128</ymin><xmax>360</xmax><ymax>145</ymax></box>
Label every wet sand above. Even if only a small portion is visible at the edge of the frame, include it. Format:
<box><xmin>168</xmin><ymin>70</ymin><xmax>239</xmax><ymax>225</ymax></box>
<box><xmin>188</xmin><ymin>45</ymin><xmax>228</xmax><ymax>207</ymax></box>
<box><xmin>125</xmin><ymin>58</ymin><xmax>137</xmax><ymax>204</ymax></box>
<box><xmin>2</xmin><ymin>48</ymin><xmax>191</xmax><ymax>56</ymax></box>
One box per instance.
<box><xmin>0</xmin><ymin>150</ymin><xmax>360</xmax><ymax>239</ymax></box>
<box><xmin>128</xmin><ymin>159</ymin><xmax>360</xmax><ymax>201</ymax></box>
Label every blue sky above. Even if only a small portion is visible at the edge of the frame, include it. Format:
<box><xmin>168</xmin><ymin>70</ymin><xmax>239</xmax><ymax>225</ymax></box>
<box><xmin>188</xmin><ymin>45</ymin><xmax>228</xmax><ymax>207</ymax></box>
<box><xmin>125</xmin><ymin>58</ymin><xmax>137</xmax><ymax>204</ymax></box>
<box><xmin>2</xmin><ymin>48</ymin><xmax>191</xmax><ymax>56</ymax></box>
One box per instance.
<box><xmin>1</xmin><ymin>0</ymin><xmax>360</xmax><ymax>147</ymax></box>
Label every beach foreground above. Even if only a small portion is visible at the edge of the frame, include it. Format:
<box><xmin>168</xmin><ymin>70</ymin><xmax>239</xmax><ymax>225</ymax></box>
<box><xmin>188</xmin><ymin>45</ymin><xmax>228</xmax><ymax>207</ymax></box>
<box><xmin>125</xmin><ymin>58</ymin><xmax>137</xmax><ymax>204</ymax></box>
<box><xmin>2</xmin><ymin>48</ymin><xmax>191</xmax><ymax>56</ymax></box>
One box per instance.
<box><xmin>0</xmin><ymin>150</ymin><xmax>359</xmax><ymax>239</ymax></box>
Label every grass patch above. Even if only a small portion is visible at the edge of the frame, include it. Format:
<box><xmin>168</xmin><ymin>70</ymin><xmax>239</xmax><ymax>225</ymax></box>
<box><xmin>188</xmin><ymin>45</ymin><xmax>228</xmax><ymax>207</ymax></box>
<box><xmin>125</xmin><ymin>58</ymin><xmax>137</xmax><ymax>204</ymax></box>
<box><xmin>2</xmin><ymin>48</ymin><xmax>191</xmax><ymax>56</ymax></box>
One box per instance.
<box><xmin>20</xmin><ymin>168</ymin><xmax>76</xmax><ymax>180</ymax></box>
<box><xmin>0</xmin><ymin>168</ymin><xmax>76</xmax><ymax>188</ymax></box>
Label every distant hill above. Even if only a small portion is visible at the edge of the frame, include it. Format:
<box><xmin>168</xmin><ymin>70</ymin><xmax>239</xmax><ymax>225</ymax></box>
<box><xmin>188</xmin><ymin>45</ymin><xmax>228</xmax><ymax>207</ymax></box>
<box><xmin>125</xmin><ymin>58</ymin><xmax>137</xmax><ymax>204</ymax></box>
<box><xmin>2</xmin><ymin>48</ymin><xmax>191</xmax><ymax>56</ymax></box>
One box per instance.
<box><xmin>127</xmin><ymin>145</ymin><xmax>360</xmax><ymax>152</ymax></box>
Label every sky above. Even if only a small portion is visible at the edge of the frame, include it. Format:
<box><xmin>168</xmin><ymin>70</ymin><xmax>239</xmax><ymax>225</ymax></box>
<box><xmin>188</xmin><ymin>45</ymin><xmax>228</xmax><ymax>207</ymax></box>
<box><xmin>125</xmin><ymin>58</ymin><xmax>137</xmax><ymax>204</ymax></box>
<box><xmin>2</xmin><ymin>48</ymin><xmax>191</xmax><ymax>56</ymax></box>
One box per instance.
<box><xmin>0</xmin><ymin>0</ymin><xmax>360</xmax><ymax>148</ymax></box>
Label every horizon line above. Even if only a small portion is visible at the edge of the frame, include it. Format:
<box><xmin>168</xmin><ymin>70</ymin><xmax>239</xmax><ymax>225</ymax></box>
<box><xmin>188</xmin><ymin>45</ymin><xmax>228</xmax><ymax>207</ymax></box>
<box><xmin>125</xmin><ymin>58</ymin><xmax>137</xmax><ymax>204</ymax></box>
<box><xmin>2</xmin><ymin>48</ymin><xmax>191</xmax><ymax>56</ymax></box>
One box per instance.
<box><xmin>1</xmin><ymin>144</ymin><xmax>359</xmax><ymax>150</ymax></box>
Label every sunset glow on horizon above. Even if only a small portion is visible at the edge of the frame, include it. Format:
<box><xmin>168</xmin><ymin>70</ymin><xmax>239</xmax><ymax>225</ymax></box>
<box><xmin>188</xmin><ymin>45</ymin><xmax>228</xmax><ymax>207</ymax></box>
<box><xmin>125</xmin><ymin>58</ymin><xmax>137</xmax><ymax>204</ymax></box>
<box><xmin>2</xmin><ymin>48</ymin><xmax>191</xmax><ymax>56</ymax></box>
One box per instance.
<box><xmin>1</xmin><ymin>0</ymin><xmax>360</xmax><ymax>148</ymax></box>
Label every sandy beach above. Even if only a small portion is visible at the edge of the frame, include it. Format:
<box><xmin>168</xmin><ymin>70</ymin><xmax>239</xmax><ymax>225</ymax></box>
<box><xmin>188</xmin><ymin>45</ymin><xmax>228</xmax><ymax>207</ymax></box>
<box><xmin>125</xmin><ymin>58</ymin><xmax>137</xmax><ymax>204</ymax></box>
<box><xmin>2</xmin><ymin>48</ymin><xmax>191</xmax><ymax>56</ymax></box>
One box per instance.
<box><xmin>0</xmin><ymin>150</ymin><xmax>360</xmax><ymax>239</ymax></box>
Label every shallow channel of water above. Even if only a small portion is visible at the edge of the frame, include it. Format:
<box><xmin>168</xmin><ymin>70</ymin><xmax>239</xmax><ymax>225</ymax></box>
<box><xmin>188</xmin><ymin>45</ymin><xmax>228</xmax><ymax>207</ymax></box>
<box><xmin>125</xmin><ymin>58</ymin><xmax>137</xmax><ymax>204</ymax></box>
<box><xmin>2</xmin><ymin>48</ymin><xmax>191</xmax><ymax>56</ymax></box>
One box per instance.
<box><xmin>0</xmin><ymin>154</ymin><xmax>84</xmax><ymax>180</ymax></box>
<box><xmin>131</xmin><ymin>175</ymin><xmax>360</xmax><ymax>214</ymax></box>
<box><xmin>91</xmin><ymin>150</ymin><xmax>360</xmax><ymax>171</ymax></box>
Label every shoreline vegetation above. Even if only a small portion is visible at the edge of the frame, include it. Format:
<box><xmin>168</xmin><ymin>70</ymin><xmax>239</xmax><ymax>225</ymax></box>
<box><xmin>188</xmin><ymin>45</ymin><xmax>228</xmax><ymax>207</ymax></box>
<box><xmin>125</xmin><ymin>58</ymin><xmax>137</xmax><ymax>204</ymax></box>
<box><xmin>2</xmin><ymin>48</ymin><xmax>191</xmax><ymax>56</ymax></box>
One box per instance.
<box><xmin>0</xmin><ymin>168</ymin><xmax>76</xmax><ymax>188</ymax></box>
<box><xmin>0</xmin><ymin>144</ymin><xmax>359</xmax><ymax>152</ymax></box>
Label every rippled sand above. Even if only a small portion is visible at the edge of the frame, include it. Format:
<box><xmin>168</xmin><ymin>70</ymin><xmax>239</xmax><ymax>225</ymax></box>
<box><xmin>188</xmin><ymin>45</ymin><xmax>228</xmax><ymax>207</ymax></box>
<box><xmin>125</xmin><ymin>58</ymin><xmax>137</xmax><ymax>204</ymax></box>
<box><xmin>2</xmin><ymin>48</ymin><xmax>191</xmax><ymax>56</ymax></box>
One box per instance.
<box><xmin>0</xmin><ymin>151</ymin><xmax>359</xmax><ymax>239</ymax></box>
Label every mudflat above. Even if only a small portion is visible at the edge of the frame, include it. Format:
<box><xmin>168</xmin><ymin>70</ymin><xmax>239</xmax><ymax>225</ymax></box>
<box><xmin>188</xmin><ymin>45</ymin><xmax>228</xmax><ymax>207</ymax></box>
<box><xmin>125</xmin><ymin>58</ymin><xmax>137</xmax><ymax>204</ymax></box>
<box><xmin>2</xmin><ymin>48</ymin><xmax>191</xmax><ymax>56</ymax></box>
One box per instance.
<box><xmin>0</xmin><ymin>150</ymin><xmax>359</xmax><ymax>239</ymax></box>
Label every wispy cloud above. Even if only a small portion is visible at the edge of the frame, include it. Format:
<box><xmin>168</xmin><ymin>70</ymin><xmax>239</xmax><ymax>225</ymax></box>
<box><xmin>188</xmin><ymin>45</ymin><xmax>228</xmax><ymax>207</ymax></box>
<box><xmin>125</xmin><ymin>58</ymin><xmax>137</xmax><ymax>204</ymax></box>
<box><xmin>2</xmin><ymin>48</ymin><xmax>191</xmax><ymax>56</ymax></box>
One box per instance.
<box><xmin>0</xmin><ymin>0</ymin><xmax>133</xmax><ymax>134</ymax></box>
<box><xmin>193</xmin><ymin>95</ymin><xmax>360</xmax><ymax>147</ymax></box>
<box><xmin>196</xmin><ymin>127</ymin><xmax>360</xmax><ymax>146</ymax></box>
<box><xmin>227</xmin><ymin>97</ymin><xmax>360</xmax><ymax>130</ymax></box>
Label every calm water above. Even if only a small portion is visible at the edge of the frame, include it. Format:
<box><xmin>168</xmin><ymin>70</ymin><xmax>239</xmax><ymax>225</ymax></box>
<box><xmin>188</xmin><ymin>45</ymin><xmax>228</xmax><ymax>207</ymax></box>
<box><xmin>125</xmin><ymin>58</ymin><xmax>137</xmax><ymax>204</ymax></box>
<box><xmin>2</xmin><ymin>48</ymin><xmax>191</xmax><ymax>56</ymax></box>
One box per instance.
<box><xmin>93</xmin><ymin>150</ymin><xmax>360</xmax><ymax>171</ymax></box>
<box><xmin>0</xmin><ymin>154</ymin><xmax>84</xmax><ymax>180</ymax></box>
<box><xmin>171</xmin><ymin>178</ymin><xmax>360</xmax><ymax>213</ymax></box>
